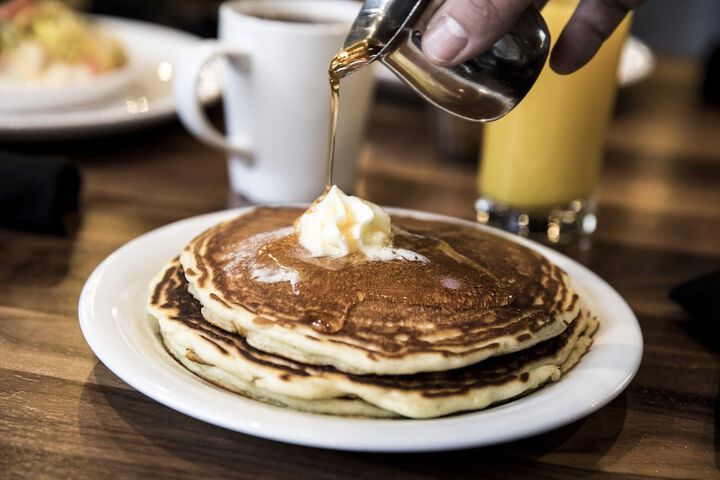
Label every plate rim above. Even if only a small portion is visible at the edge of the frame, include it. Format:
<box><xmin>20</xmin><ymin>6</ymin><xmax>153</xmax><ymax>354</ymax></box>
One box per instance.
<box><xmin>78</xmin><ymin>205</ymin><xmax>643</xmax><ymax>452</ymax></box>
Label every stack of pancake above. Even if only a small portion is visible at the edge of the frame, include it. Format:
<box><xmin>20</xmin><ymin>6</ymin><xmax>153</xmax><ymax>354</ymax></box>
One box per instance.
<box><xmin>148</xmin><ymin>207</ymin><xmax>597</xmax><ymax>418</ymax></box>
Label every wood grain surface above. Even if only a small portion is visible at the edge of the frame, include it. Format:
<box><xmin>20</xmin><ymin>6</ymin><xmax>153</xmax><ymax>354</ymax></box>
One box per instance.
<box><xmin>1</xmin><ymin>58</ymin><xmax>718</xmax><ymax>479</ymax></box>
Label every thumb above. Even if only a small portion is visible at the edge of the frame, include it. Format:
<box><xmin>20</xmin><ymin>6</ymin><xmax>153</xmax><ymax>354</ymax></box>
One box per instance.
<box><xmin>422</xmin><ymin>0</ymin><xmax>534</xmax><ymax>66</ymax></box>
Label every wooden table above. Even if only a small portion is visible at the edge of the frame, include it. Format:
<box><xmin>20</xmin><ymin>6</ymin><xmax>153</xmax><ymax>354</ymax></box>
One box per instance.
<box><xmin>1</xmin><ymin>58</ymin><xmax>718</xmax><ymax>479</ymax></box>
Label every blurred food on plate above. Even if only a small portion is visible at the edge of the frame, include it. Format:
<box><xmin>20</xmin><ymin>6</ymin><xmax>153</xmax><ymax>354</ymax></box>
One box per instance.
<box><xmin>0</xmin><ymin>0</ymin><xmax>126</xmax><ymax>85</ymax></box>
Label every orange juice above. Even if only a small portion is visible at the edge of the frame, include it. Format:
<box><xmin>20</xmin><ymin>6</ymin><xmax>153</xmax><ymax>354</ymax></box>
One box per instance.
<box><xmin>479</xmin><ymin>1</ymin><xmax>631</xmax><ymax>210</ymax></box>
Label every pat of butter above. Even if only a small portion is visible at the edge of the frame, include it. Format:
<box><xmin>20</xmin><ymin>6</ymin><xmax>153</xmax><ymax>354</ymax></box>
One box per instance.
<box><xmin>296</xmin><ymin>186</ymin><xmax>392</xmax><ymax>257</ymax></box>
<box><xmin>295</xmin><ymin>186</ymin><xmax>428</xmax><ymax>263</ymax></box>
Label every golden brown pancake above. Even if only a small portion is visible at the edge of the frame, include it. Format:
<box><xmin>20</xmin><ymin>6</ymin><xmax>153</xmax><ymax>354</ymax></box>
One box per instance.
<box><xmin>181</xmin><ymin>207</ymin><xmax>580</xmax><ymax>375</ymax></box>
<box><xmin>150</xmin><ymin>259</ymin><xmax>596</xmax><ymax>418</ymax></box>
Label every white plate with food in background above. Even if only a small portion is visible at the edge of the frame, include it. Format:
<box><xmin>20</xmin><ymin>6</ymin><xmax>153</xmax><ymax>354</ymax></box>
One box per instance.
<box><xmin>0</xmin><ymin>0</ymin><xmax>137</xmax><ymax>112</ymax></box>
<box><xmin>0</xmin><ymin>60</ymin><xmax>142</xmax><ymax>112</ymax></box>
<box><xmin>0</xmin><ymin>16</ymin><xmax>220</xmax><ymax>140</ymax></box>
<box><xmin>78</xmin><ymin>206</ymin><xmax>643</xmax><ymax>452</ymax></box>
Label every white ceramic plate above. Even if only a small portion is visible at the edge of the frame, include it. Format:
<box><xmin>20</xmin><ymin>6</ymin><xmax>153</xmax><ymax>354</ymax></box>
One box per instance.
<box><xmin>375</xmin><ymin>35</ymin><xmax>656</xmax><ymax>90</ymax></box>
<box><xmin>0</xmin><ymin>58</ymin><xmax>142</xmax><ymax>113</ymax></box>
<box><xmin>0</xmin><ymin>16</ymin><xmax>220</xmax><ymax>140</ymax></box>
<box><xmin>78</xmin><ymin>207</ymin><xmax>643</xmax><ymax>452</ymax></box>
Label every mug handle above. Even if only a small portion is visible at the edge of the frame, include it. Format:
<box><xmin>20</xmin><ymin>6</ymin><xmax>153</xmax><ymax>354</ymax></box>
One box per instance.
<box><xmin>173</xmin><ymin>40</ymin><xmax>253</xmax><ymax>157</ymax></box>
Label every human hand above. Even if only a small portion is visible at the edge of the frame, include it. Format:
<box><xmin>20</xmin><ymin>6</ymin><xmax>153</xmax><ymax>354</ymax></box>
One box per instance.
<box><xmin>421</xmin><ymin>0</ymin><xmax>645</xmax><ymax>74</ymax></box>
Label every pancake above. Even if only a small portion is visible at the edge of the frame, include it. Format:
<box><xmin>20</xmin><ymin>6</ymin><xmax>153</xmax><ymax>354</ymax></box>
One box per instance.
<box><xmin>149</xmin><ymin>259</ymin><xmax>597</xmax><ymax>419</ymax></box>
<box><xmin>181</xmin><ymin>207</ymin><xmax>581</xmax><ymax>375</ymax></box>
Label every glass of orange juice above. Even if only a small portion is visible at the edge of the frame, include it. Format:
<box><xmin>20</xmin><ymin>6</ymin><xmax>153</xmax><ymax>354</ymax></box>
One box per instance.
<box><xmin>476</xmin><ymin>0</ymin><xmax>631</xmax><ymax>244</ymax></box>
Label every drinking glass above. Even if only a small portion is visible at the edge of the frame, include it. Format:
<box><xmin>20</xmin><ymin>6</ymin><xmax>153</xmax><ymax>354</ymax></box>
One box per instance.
<box><xmin>476</xmin><ymin>0</ymin><xmax>632</xmax><ymax>244</ymax></box>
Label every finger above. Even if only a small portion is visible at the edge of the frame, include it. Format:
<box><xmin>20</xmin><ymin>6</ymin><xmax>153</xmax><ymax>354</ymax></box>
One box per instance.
<box><xmin>550</xmin><ymin>0</ymin><xmax>644</xmax><ymax>74</ymax></box>
<box><xmin>422</xmin><ymin>0</ymin><xmax>533</xmax><ymax>66</ymax></box>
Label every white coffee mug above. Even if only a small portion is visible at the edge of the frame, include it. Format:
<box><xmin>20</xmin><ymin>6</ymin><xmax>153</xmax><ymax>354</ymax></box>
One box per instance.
<box><xmin>174</xmin><ymin>0</ymin><xmax>374</xmax><ymax>203</ymax></box>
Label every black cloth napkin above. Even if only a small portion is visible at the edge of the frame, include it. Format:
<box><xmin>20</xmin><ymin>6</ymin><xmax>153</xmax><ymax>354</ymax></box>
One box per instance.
<box><xmin>670</xmin><ymin>271</ymin><xmax>720</xmax><ymax>350</ymax></box>
<box><xmin>0</xmin><ymin>152</ymin><xmax>81</xmax><ymax>235</ymax></box>
<box><xmin>703</xmin><ymin>40</ymin><xmax>720</xmax><ymax>105</ymax></box>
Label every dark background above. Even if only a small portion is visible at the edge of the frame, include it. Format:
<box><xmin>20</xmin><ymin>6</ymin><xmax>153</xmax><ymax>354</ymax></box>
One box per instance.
<box><xmin>84</xmin><ymin>0</ymin><xmax>720</xmax><ymax>58</ymax></box>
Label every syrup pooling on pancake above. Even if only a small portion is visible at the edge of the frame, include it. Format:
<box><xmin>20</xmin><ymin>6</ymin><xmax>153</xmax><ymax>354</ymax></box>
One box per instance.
<box><xmin>184</xmin><ymin>207</ymin><xmax>578</xmax><ymax>360</ymax></box>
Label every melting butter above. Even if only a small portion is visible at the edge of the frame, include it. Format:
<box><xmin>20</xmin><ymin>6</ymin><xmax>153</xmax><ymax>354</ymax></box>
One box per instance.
<box><xmin>295</xmin><ymin>186</ymin><xmax>427</xmax><ymax>262</ymax></box>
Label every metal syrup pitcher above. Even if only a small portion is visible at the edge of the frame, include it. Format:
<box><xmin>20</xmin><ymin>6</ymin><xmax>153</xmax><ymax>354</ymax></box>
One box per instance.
<box><xmin>344</xmin><ymin>0</ymin><xmax>551</xmax><ymax>121</ymax></box>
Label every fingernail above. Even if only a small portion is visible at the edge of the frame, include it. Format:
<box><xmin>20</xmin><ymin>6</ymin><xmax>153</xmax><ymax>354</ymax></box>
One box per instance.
<box><xmin>423</xmin><ymin>15</ymin><xmax>468</xmax><ymax>64</ymax></box>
